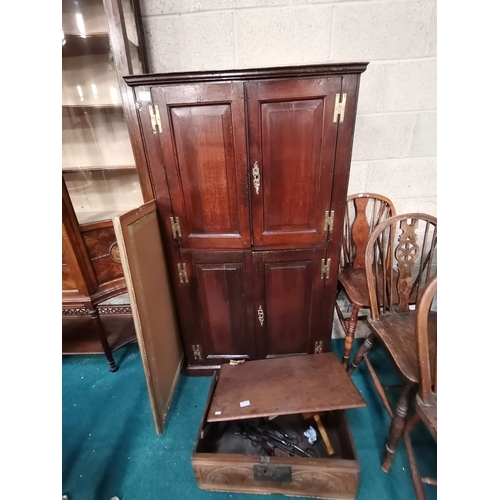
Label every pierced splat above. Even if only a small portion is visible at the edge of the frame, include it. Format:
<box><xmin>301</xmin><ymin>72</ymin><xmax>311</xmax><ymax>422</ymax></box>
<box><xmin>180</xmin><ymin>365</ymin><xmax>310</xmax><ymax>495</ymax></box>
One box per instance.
<box><xmin>362</xmin><ymin>213</ymin><xmax>437</xmax><ymax>323</ymax></box>
<box><xmin>395</xmin><ymin>219</ymin><xmax>420</xmax><ymax>312</ymax></box>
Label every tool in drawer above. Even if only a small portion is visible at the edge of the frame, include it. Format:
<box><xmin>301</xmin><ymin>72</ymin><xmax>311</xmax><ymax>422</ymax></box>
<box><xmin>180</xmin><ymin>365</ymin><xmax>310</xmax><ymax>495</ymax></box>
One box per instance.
<box><xmin>236</xmin><ymin>419</ymin><xmax>316</xmax><ymax>458</ymax></box>
<box><xmin>302</xmin><ymin>412</ymin><xmax>335</xmax><ymax>456</ymax></box>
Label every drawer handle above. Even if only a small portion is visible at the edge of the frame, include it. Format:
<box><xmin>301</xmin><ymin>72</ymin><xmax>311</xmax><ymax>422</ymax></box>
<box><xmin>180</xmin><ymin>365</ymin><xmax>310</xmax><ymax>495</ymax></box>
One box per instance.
<box><xmin>257</xmin><ymin>305</ymin><xmax>264</xmax><ymax>326</ymax></box>
<box><xmin>253</xmin><ymin>161</ymin><xmax>261</xmax><ymax>195</ymax></box>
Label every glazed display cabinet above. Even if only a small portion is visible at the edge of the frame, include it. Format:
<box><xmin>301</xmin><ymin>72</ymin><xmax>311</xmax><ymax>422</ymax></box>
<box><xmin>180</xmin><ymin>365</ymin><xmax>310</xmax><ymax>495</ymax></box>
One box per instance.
<box><xmin>61</xmin><ymin>0</ymin><xmax>150</xmax><ymax>370</ymax></box>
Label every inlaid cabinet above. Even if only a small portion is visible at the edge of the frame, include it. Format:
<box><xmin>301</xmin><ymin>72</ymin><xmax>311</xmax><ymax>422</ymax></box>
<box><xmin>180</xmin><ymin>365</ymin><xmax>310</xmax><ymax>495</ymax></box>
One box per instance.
<box><xmin>125</xmin><ymin>63</ymin><xmax>368</xmax><ymax>374</ymax></box>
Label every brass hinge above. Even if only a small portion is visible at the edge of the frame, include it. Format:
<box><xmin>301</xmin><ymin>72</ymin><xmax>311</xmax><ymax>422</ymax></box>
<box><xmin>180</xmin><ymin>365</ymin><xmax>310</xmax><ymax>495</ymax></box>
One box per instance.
<box><xmin>333</xmin><ymin>93</ymin><xmax>347</xmax><ymax>123</ymax></box>
<box><xmin>324</xmin><ymin>210</ymin><xmax>334</xmax><ymax>232</ymax></box>
<box><xmin>314</xmin><ymin>341</ymin><xmax>323</xmax><ymax>354</ymax></box>
<box><xmin>149</xmin><ymin>104</ymin><xmax>162</xmax><ymax>134</ymax></box>
<box><xmin>177</xmin><ymin>263</ymin><xmax>188</xmax><ymax>283</ymax></box>
<box><xmin>320</xmin><ymin>258</ymin><xmax>331</xmax><ymax>280</ymax></box>
<box><xmin>170</xmin><ymin>216</ymin><xmax>181</xmax><ymax>238</ymax></box>
<box><xmin>192</xmin><ymin>344</ymin><xmax>201</xmax><ymax>360</ymax></box>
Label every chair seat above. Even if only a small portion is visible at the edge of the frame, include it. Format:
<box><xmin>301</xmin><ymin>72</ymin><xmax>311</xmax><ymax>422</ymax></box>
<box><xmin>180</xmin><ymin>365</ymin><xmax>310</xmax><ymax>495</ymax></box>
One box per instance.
<box><xmin>338</xmin><ymin>268</ymin><xmax>369</xmax><ymax>307</ymax></box>
<box><xmin>339</xmin><ymin>267</ymin><xmax>399</xmax><ymax>308</ymax></box>
<box><xmin>368</xmin><ymin>311</ymin><xmax>437</xmax><ymax>383</ymax></box>
<box><xmin>416</xmin><ymin>394</ymin><xmax>437</xmax><ymax>440</ymax></box>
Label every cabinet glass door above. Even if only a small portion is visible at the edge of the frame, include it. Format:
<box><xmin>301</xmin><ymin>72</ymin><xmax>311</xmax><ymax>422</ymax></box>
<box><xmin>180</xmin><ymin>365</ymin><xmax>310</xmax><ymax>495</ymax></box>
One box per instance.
<box><xmin>62</xmin><ymin>0</ymin><xmax>145</xmax><ymax>224</ymax></box>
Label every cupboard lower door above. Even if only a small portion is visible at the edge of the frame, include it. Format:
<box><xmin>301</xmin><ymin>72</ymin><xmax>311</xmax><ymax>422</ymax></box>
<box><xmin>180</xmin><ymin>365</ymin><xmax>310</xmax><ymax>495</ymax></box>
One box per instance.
<box><xmin>184</xmin><ymin>251</ymin><xmax>256</xmax><ymax>368</ymax></box>
<box><xmin>252</xmin><ymin>249</ymin><xmax>327</xmax><ymax>358</ymax></box>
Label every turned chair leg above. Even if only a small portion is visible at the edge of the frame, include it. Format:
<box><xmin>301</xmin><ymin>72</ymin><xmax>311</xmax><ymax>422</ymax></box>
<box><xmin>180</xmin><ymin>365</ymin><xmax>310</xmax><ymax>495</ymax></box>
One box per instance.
<box><xmin>342</xmin><ymin>305</ymin><xmax>360</xmax><ymax>368</ymax></box>
<box><xmin>381</xmin><ymin>383</ymin><xmax>413</xmax><ymax>472</ymax></box>
<box><xmin>90</xmin><ymin>307</ymin><xmax>118</xmax><ymax>372</ymax></box>
<box><xmin>348</xmin><ymin>332</ymin><xmax>375</xmax><ymax>374</ymax></box>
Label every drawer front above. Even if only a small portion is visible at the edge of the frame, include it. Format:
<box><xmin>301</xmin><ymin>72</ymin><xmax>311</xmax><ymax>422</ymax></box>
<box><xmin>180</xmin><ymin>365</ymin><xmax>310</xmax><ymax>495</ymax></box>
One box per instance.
<box><xmin>192</xmin><ymin>456</ymin><xmax>359</xmax><ymax>499</ymax></box>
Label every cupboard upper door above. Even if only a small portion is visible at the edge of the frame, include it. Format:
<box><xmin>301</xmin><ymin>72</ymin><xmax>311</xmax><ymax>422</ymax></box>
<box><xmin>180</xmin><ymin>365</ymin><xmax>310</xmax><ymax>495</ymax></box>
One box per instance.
<box><xmin>246</xmin><ymin>78</ymin><xmax>342</xmax><ymax>247</ymax></box>
<box><xmin>185</xmin><ymin>251</ymin><xmax>256</xmax><ymax>362</ymax></box>
<box><xmin>252</xmin><ymin>249</ymin><xmax>326</xmax><ymax>359</ymax></box>
<box><xmin>152</xmin><ymin>83</ymin><xmax>250</xmax><ymax>249</ymax></box>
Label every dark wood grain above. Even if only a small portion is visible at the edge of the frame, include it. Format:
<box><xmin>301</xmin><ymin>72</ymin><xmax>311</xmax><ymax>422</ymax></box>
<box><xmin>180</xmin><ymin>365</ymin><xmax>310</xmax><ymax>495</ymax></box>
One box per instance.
<box><xmin>368</xmin><ymin>312</ymin><xmax>436</xmax><ymax>383</ymax></box>
<box><xmin>125</xmin><ymin>63</ymin><xmax>369</xmax><ymax>86</ymax></box>
<box><xmin>185</xmin><ymin>251</ymin><xmax>256</xmax><ymax>361</ymax></box>
<box><xmin>81</xmin><ymin>223</ymin><xmax>126</xmax><ymax>294</ymax></box>
<box><xmin>320</xmin><ymin>74</ymin><xmax>362</xmax><ymax>355</ymax></box>
<box><xmin>62</xmin><ymin>178</ymin><xmax>96</xmax><ymax>304</ymax></box>
<box><xmin>62</xmin><ymin>314</ymin><xmax>136</xmax><ymax>354</ymax></box>
<box><xmin>62</xmin><ymin>34</ymin><xmax>110</xmax><ymax>57</ymax></box>
<box><xmin>153</xmin><ymin>83</ymin><xmax>250</xmax><ymax>249</ymax></box>
<box><xmin>247</xmin><ymin>78</ymin><xmax>341</xmax><ymax>247</ymax></box>
<box><xmin>207</xmin><ymin>353</ymin><xmax>365</xmax><ymax>422</ymax></box>
<box><xmin>252</xmin><ymin>249</ymin><xmax>326</xmax><ymax>358</ymax></box>
<box><xmin>127</xmin><ymin>64</ymin><xmax>367</xmax><ymax>373</ymax></box>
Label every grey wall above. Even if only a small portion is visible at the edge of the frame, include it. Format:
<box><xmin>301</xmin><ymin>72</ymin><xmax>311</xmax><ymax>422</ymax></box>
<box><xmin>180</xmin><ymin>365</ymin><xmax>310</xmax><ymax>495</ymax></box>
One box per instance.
<box><xmin>138</xmin><ymin>0</ymin><xmax>437</xmax><ymax>338</ymax></box>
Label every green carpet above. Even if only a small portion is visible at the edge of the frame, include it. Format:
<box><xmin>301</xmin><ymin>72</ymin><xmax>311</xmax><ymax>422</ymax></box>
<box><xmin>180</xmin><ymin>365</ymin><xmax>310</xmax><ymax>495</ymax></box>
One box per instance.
<box><xmin>62</xmin><ymin>340</ymin><xmax>437</xmax><ymax>500</ymax></box>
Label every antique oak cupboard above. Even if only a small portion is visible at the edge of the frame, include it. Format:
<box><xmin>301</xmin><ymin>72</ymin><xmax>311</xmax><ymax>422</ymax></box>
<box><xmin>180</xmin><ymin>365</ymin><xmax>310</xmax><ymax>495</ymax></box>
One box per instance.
<box><xmin>124</xmin><ymin>63</ymin><xmax>368</xmax><ymax>376</ymax></box>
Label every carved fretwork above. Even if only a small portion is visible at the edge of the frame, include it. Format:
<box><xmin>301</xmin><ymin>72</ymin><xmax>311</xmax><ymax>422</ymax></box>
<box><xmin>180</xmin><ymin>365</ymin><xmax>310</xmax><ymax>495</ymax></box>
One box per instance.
<box><xmin>395</xmin><ymin>219</ymin><xmax>419</xmax><ymax>312</ymax></box>
<box><xmin>97</xmin><ymin>306</ymin><xmax>132</xmax><ymax>315</ymax></box>
<box><xmin>62</xmin><ymin>308</ymin><xmax>90</xmax><ymax>316</ymax></box>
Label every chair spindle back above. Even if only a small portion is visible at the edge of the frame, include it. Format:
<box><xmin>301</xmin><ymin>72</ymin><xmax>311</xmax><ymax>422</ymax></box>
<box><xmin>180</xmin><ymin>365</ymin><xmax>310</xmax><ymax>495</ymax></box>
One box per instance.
<box><xmin>365</xmin><ymin>213</ymin><xmax>437</xmax><ymax>321</ymax></box>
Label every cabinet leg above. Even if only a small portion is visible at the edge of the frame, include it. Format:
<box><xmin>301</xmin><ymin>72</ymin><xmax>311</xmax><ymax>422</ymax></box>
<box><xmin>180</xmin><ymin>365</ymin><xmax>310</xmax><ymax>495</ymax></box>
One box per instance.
<box><xmin>342</xmin><ymin>305</ymin><xmax>360</xmax><ymax>368</ymax></box>
<box><xmin>381</xmin><ymin>383</ymin><xmax>413</xmax><ymax>472</ymax></box>
<box><xmin>90</xmin><ymin>308</ymin><xmax>118</xmax><ymax>372</ymax></box>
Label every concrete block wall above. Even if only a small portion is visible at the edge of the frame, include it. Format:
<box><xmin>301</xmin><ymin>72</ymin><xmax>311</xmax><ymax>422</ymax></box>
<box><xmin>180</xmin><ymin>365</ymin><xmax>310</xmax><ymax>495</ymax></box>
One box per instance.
<box><xmin>138</xmin><ymin>0</ymin><xmax>437</xmax><ymax>337</ymax></box>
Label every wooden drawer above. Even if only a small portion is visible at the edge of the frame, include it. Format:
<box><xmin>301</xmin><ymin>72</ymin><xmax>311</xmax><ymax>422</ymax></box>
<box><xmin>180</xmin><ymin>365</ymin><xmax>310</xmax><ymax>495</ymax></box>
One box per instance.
<box><xmin>193</xmin><ymin>408</ymin><xmax>360</xmax><ymax>499</ymax></box>
<box><xmin>191</xmin><ymin>354</ymin><xmax>365</xmax><ymax>500</ymax></box>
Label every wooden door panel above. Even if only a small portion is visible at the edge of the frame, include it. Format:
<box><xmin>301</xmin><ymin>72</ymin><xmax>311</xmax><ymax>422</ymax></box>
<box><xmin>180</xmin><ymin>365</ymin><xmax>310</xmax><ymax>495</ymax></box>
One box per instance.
<box><xmin>253</xmin><ymin>249</ymin><xmax>326</xmax><ymax>358</ymax></box>
<box><xmin>171</xmin><ymin>105</ymin><xmax>236</xmax><ymax>233</ymax></box>
<box><xmin>247</xmin><ymin>78</ymin><xmax>342</xmax><ymax>247</ymax></box>
<box><xmin>262</xmin><ymin>99</ymin><xmax>323</xmax><ymax>233</ymax></box>
<box><xmin>113</xmin><ymin>201</ymin><xmax>184</xmax><ymax>435</ymax></box>
<box><xmin>152</xmin><ymin>83</ymin><xmax>250</xmax><ymax>249</ymax></box>
<box><xmin>265</xmin><ymin>261</ymin><xmax>312</xmax><ymax>354</ymax></box>
<box><xmin>186</xmin><ymin>251</ymin><xmax>255</xmax><ymax>361</ymax></box>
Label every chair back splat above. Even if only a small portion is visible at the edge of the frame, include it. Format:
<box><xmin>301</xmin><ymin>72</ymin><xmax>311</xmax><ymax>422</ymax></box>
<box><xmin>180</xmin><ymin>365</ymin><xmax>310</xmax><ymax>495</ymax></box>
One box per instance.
<box><xmin>365</xmin><ymin>213</ymin><xmax>437</xmax><ymax>322</ymax></box>
<box><xmin>341</xmin><ymin>193</ymin><xmax>396</xmax><ymax>270</ymax></box>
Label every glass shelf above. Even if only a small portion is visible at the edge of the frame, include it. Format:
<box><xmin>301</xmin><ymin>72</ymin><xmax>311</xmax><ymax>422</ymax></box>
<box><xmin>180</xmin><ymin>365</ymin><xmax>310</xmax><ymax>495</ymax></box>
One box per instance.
<box><xmin>62</xmin><ymin>0</ymin><xmax>145</xmax><ymax>224</ymax></box>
